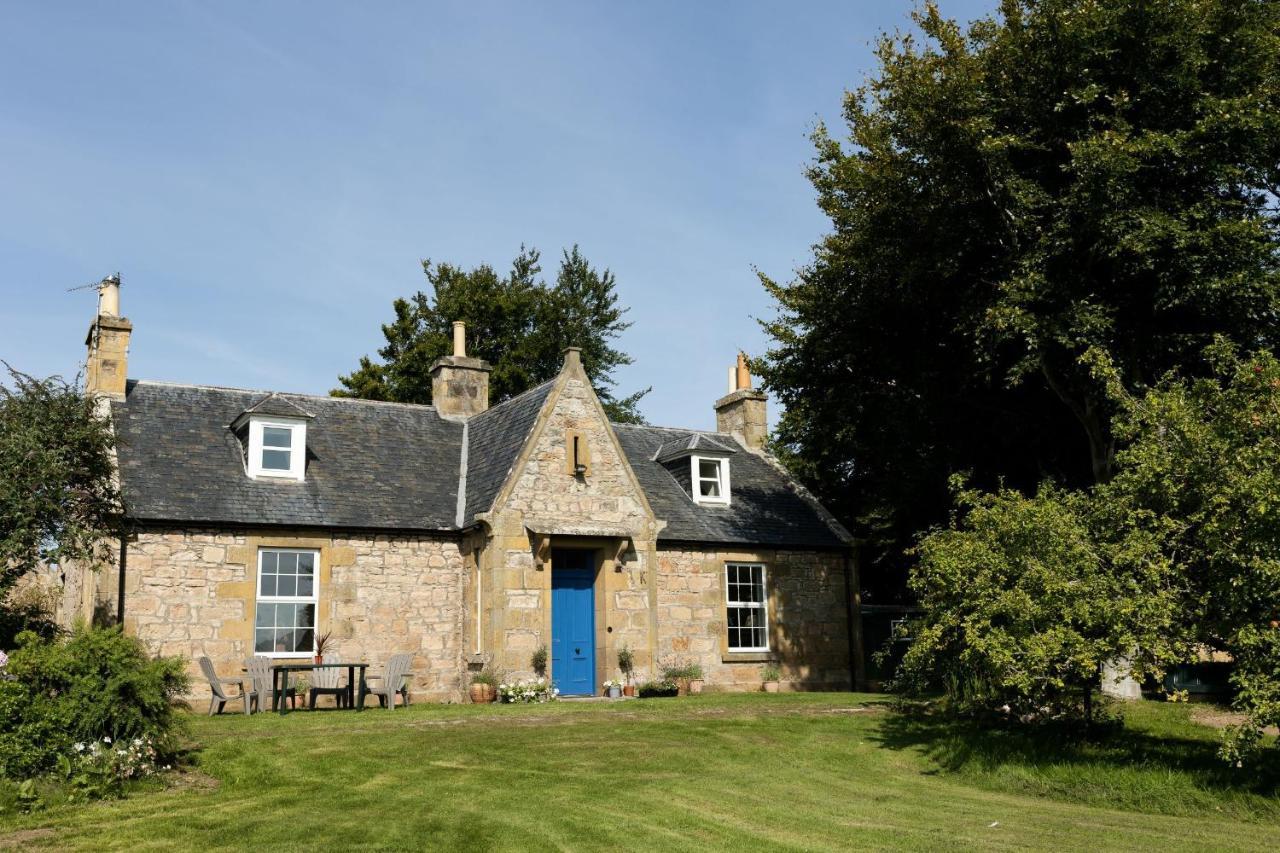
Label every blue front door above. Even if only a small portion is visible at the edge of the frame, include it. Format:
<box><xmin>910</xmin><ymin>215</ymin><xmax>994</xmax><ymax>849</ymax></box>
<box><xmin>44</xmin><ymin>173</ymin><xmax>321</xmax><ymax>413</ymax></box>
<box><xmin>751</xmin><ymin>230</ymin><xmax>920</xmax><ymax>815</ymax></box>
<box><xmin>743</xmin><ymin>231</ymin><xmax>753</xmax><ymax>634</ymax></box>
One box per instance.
<box><xmin>551</xmin><ymin>550</ymin><xmax>595</xmax><ymax>696</ymax></box>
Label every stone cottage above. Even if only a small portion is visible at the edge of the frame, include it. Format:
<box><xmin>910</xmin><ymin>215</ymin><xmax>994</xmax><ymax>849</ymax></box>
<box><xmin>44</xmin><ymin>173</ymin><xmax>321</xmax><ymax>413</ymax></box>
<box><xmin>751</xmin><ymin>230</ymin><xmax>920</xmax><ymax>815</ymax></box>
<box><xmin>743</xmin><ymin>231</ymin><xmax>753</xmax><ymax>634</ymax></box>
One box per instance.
<box><xmin>63</xmin><ymin>278</ymin><xmax>862</xmax><ymax>701</ymax></box>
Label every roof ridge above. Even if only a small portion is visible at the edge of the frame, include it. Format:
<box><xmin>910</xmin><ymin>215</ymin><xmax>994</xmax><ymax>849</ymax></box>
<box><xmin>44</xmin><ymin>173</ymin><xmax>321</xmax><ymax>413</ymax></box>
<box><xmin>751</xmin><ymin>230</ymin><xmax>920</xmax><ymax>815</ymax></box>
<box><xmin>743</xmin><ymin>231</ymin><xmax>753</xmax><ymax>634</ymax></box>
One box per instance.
<box><xmin>469</xmin><ymin>378</ymin><xmax>556</xmax><ymax>424</ymax></box>
<box><xmin>613</xmin><ymin>422</ymin><xmax>731</xmax><ymax>438</ymax></box>
<box><xmin>129</xmin><ymin>379</ymin><xmax>441</xmax><ymax>414</ymax></box>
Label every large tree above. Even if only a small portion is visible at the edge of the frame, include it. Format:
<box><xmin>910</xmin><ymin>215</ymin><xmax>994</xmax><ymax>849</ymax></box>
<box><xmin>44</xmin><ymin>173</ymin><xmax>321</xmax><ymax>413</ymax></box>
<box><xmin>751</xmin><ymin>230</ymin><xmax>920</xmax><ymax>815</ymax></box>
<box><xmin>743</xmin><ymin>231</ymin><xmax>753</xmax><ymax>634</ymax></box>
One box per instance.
<box><xmin>758</xmin><ymin>0</ymin><xmax>1280</xmax><ymax>599</ymax></box>
<box><xmin>0</xmin><ymin>367</ymin><xmax>121</xmax><ymax>598</ymax></box>
<box><xmin>335</xmin><ymin>246</ymin><xmax>648</xmax><ymax>423</ymax></box>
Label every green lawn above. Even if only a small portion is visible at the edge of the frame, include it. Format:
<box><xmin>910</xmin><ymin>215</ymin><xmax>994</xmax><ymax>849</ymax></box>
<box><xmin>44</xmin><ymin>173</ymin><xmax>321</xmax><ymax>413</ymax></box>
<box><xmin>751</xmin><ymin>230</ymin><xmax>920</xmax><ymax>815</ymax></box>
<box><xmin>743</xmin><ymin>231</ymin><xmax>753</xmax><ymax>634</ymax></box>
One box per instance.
<box><xmin>2</xmin><ymin>693</ymin><xmax>1277</xmax><ymax>851</ymax></box>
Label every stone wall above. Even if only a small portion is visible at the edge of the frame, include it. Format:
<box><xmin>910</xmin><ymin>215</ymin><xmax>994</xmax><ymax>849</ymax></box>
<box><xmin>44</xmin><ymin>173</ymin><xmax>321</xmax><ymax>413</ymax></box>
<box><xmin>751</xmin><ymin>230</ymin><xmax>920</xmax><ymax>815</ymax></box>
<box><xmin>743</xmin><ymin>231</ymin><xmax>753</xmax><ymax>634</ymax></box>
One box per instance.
<box><xmin>119</xmin><ymin>527</ymin><xmax>466</xmax><ymax>702</ymax></box>
<box><xmin>656</xmin><ymin>546</ymin><xmax>851</xmax><ymax>691</ymax></box>
<box><xmin>479</xmin><ymin>370</ymin><xmax>659</xmax><ymax>685</ymax></box>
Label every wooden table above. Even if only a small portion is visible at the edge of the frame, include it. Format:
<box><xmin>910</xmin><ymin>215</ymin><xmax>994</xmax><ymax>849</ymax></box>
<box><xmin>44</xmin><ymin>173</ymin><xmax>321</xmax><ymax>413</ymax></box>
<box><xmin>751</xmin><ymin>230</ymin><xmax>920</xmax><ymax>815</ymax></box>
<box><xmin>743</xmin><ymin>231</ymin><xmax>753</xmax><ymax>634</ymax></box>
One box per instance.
<box><xmin>270</xmin><ymin>662</ymin><xmax>369</xmax><ymax>715</ymax></box>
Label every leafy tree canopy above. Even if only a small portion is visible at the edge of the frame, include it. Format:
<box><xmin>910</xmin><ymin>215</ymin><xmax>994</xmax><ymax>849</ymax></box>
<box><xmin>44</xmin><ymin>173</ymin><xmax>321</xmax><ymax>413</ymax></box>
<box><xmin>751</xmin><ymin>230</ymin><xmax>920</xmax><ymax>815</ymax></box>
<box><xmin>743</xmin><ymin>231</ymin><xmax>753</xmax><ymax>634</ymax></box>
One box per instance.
<box><xmin>758</xmin><ymin>0</ymin><xmax>1280</xmax><ymax>600</ymax></box>
<box><xmin>901</xmin><ymin>341</ymin><xmax>1280</xmax><ymax>761</ymax></box>
<box><xmin>0</xmin><ymin>367</ymin><xmax>121</xmax><ymax>597</ymax></box>
<box><xmin>334</xmin><ymin>246</ymin><xmax>649</xmax><ymax>423</ymax></box>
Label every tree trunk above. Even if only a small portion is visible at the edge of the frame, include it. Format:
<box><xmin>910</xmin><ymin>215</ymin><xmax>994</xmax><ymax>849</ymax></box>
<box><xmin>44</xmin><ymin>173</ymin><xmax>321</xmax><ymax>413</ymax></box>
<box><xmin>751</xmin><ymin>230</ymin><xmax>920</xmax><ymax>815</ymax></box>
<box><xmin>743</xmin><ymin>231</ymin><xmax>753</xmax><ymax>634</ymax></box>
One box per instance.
<box><xmin>1040</xmin><ymin>364</ymin><xmax>1115</xmax><ymax>483</ymax></box>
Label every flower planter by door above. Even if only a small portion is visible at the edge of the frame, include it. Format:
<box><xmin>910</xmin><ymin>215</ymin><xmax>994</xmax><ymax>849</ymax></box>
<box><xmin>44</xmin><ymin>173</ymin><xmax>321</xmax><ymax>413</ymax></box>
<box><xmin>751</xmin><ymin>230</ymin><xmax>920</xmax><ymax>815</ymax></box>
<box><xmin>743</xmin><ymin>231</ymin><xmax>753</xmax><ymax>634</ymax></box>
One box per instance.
<box><xmin>607</xmin><ymin>685</ymin><xmax>622</xmax><ymax>699</ymax></box>
<box><xmin>622</xmin><ymin>685</ymin><xmax>636</xmax><ymax>697</ymax></box>
<box><xmin>688</xmin><ymin>679</ymin><xmax>704</xmax><ymax>695</ymax></box>
<box><xmin>763</xmin><ymin>681</ymin><xmax>780</xmax><ymax>693</ymax></box>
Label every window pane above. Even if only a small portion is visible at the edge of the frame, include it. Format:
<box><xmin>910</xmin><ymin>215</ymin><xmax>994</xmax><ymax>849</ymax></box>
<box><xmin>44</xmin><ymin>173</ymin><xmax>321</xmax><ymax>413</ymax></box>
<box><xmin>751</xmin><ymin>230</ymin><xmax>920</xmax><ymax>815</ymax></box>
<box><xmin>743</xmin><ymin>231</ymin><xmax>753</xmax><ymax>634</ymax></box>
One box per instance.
<box><xmin>699</xmin><ymin>479</ymin><xmax>721</xmax><ymax>497</ymax></box>
<box><xmin>260</xmin><ymin>575</ymin><xmax>277</xmax><ymax>597</ymax></box>
<box><xmin>275</xmin><ymin>630</ymin><xmax>294</xmax><ymax>653</ymax></box>
<box><xmin>296</xmin><ymin>604</ymin><xmax>315</xmax><ymax>628</ymax></box>
<box><xmin>297</xmin><ymin>553</ymin><xmax>314</xmax><ymax>574</ymax></box>
<box><xmin>261</xmin><ymin>551</ymin><xmax>278</xmax><ymax>572</ymax></box>
<box><xmin>296</xmin><ymin>628</ymin><xmax>315</xmax><ymax>653</ymax></box>
<box><xmin>255</xmin><ymin>604</ymin><xmax>274</xmax><ymax>628</ymax></box>
<box><xmin>278</xmin><ymin>553</ymin><xmax>298</xmax><ymax>574</ymax></box>
<box><xmin>297</xmin><ymin>576</ymin><xmax>313</xmax><ymax>597</ymax></box>
<box><xmin>263</xmin><ymin>427</ymin><xmax>292</xmax><ymax>448</ymax></box>
<box><xmin>277</xmin><ymin>575</ymin><xmax>297</xmax><ymax>596</ymax></box>
<box><xmin>255</xmin><ymin>629</ymin><xmax>274</xmax><ymax>653</ymax></box>
<box><xmin>276</xmin><ymin>603</ymin><xmax>295</xmax><ymax>627</ymax></box>
<box><xmin>262</xmin><ymin>449</ymin><xmax>291</xmax><ymax>470</ymax></box>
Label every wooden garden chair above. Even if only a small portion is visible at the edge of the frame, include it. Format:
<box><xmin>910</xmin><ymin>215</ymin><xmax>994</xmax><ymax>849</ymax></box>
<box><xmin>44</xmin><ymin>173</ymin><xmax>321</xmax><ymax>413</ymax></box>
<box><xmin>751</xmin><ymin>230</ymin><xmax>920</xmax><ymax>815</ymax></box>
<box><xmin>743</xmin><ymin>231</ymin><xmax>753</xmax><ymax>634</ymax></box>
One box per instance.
<box><xmin>358</xmin><ymin>653</ymin><xmax>413</xmax><ymax>710</ymax></box>
<box><xmin>199</xmin><ymin>655</ymin><xmax>250</xmax><ymax>716</ymax></box>
<box><xmin>309</xmin><ymin>665</ymin><xmax>347</xmax><ymax>710</ymax></box>
<box><xmin>244</xmin><ymin>656</ymin><xmax>297</xmax><ymax>713</ymax></box>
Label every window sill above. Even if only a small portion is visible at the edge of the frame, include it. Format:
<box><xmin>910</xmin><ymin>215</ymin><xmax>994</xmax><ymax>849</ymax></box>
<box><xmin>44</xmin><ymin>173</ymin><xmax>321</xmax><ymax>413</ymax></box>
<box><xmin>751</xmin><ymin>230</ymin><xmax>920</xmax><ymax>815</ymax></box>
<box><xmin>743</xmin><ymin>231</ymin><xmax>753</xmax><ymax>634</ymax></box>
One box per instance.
<box><xmin>722</xmin><ymin>651</ymin><xmax>778</xmax><ymax>664</ymax></box>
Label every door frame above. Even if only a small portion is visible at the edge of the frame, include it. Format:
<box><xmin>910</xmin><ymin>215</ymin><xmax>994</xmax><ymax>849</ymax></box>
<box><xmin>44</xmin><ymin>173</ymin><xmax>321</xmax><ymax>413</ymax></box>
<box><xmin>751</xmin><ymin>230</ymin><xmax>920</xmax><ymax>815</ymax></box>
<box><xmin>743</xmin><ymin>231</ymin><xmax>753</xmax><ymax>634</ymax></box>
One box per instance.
<box><xmin>550</xmin><ymin>547</ymin><xmax>600</xmax><ymax>696</ymax></box>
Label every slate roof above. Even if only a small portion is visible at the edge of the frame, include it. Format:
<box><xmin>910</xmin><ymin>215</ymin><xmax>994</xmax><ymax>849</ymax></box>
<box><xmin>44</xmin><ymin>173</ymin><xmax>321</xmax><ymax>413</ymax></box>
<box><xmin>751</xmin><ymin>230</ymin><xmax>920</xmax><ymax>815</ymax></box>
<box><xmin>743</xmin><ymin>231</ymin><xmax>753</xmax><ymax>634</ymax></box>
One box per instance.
<box><xmin>616</xmin><ymin>424</ymin><xmax>850</xmax><ymax>549</ymax></box>
<box><xmin>112</xmin><ymin>381</ymin><xmax>463</xmax><ymax>530</ymax></box>
<box><xmin>112</xmin><ymin>378</ymin><xmax>850</xmax><ymax>549</ymax></box>
<box><xmin>653</xmin><ymin>432</ymin><xmax>737</xmax><ymax>463</ymax></box>
<box><xmin>234</xmin><ymin>392</ymin><xmax>316</xmax><ymax>422</ymax></box>
<box><xmin>462</xmin><ymin>380</ymin><xmax>554</xmax><ymax>522</ymax></box>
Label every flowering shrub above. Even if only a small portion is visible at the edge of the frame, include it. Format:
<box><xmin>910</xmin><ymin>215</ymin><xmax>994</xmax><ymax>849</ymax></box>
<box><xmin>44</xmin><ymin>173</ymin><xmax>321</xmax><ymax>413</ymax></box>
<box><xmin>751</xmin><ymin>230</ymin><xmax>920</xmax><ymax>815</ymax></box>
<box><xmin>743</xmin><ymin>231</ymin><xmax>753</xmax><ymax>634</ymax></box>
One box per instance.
<box><xmin>0</xmin><ymin>650</ymin><xmax>8</xmax><ymax>672</ymax></box>
<box><xmin>602</xmin><ymin>679</ymin><xmax>622</xmax><ymax>690</ymax></box>
<box><xmin>0</xmin><ymin>626</ymin><xmax>187</xmax><ymax>781</ymax></box>
<box><xmin>497</xmin><ymin>678</ymin><xmax>558</xmax><ymax>703</ymax></box>
<box><xmin>56</xmin><ymin>736</ymin><xmax>169</xmax><ymax>801</ymax></box>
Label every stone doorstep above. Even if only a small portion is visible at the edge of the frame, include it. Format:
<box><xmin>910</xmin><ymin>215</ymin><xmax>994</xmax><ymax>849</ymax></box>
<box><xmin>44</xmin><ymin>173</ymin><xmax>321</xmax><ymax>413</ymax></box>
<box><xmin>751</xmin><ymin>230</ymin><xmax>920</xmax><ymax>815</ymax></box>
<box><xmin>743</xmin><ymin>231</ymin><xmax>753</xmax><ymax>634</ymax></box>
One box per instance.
<box><xmin>558</xmin><ymin>695</ymin><xmax>636</xmax><ymax>703</ymax></box>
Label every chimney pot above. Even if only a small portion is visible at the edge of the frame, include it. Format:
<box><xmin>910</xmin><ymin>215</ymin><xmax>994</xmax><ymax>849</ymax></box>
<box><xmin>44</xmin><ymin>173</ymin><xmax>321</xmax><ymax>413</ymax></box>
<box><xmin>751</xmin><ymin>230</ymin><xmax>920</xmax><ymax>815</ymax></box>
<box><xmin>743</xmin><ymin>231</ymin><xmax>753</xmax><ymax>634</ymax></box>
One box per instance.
<box><xmin>98</xmin><ymin>275</ymin><xmax>120</xmax><ymax>317</ymax></box>
<box><xmin>452</xmin><ymin>321</ymin><xmax>466</xmax><ymax>358</ymax></box>
<box><xmin>735</xmin><ymin>352</ymin><xmax>752</xmax><ymax>392</ymax></box>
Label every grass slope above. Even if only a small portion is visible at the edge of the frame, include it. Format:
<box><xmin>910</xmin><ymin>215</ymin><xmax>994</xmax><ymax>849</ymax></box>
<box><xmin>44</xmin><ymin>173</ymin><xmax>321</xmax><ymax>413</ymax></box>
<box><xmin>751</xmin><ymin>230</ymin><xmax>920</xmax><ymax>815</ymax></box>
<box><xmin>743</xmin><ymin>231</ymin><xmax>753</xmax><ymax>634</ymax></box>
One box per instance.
<box><xmin>1</xmin><ymin>694</ymin><xmax>1276</xmax><ymax>851</ymax></box>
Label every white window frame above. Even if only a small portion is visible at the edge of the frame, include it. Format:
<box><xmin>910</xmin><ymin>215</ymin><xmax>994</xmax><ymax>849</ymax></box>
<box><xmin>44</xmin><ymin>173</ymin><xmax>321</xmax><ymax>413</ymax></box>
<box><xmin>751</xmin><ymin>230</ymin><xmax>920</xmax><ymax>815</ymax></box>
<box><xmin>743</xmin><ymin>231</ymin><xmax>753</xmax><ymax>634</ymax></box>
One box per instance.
<box><xmin>254</xmin><ymin>547</ymin><xmax>320</xmax><ymax>659</ymax></box>
<box><xmin>691</xmin><ymin>455</ymin><xmax>731</xmax><ymax>505</ymax></box>
<box><xmin>247</xmin><ymin>418</ymin><xmax>307</xmax><ymax>481</ymax></box>
<box><xmin>724</xmin><ymin>562</ymin><xmax>769</xmax><ymax>652</ymax></box>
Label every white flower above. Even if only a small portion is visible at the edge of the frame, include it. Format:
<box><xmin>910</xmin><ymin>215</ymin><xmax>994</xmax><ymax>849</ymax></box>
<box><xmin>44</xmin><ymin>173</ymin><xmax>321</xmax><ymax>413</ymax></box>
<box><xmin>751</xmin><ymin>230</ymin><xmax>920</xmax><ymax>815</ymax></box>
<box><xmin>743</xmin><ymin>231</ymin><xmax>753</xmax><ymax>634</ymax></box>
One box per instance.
<box><xmin>103</xmin><ymin>736</ymin><xmax>112</xmax><ymax>744</ymax></box>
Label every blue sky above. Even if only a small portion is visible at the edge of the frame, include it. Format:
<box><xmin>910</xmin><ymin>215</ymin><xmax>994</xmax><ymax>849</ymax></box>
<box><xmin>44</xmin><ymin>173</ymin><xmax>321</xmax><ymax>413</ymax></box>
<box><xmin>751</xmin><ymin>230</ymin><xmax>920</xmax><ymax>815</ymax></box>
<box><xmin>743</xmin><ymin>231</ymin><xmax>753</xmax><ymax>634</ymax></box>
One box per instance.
<box><xmin>1</xmin><ymin>1</ymin><xmax>991</xmax><ymax>430</ymax></box>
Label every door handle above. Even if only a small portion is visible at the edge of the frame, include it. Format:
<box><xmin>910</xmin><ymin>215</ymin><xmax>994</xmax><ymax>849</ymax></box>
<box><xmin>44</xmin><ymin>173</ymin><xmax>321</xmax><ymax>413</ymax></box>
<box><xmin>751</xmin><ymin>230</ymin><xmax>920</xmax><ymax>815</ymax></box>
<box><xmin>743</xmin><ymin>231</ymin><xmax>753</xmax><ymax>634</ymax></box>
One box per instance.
<box><xmin>575</xmin><ymin>648</ymin><xmax>581</xmax><ymax>655</ymax></box>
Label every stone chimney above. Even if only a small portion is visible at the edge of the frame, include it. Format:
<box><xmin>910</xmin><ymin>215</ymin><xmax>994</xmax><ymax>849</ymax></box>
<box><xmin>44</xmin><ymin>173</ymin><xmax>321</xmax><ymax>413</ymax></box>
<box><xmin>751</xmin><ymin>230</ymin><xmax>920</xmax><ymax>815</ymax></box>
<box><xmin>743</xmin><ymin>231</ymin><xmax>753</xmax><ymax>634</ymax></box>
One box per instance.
<box><xmin>714</xmin><ymin>352</ymin><xmax>767</xmax><ymax>451</ymax></box>
<box><xmin>84</xmin><ymin>274</ymin><xmax>132</xmax><ymax>399</ymax></box>
<box><xmin>430</xmin><ymin>321</ymin><xmax>491</xmax><ymax>418</ymax></box>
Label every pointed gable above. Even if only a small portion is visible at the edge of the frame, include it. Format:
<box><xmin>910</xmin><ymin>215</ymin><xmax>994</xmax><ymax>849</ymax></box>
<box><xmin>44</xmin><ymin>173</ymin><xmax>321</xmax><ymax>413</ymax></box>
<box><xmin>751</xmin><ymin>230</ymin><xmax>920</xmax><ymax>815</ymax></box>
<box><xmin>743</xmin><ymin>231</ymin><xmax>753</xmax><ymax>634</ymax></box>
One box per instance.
<box><xmin>483</xmin><ymin>351</ymin><xmax>655</xmax><ymax>538</ymax></box>
<box><xmin>462</xmin><ymin>380</ymin><xmax>555</xmax><ymax>523</ymax></box>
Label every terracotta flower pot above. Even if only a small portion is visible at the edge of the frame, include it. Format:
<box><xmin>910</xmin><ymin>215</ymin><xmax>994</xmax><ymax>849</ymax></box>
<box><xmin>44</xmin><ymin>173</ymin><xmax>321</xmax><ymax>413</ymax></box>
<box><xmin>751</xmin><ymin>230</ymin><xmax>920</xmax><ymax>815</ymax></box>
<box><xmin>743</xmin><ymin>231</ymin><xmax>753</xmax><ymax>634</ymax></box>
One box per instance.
<box><xmin>470</xmin><ymin>684</ymin><xmax>492</xmax><ymax>704</ymax></box>
<box><xmin>623</xmin><ymin>685</ymin><xmax>636</xmax><ymax>697</ymax></box>
<box><xmin>688</xmin><ymin>679</ymin><xmax>704</xmax><ymax>695</ymax></box>
<box><xmin>314</xmin><ymin>655</ymin><xmax>324</xmax><ymax>665</ymax></box>
<box><xmin>763</xmin><ymin>681</ymin><xmax>780</xmax><ymax>693</ymax></box>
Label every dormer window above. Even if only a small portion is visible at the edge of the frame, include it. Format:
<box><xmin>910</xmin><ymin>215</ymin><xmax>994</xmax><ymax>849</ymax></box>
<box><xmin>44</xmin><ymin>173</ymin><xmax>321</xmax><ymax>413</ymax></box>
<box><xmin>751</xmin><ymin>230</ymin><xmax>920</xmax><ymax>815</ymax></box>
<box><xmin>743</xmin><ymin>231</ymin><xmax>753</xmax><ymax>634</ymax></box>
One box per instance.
<box><xmin>231</xmin><ymin>393</ymin><xmax>315</xmax><ymax>482</ymax></box>
<box><xmin>654</xmin><ymin>432</ymin><xmax>736</xmax><ymax>507</ymax></box>
<box><xmin>249</xmin><ymin>419</ymin><xmax>306</xmax><ymax>480</ymax></box>
<box><xmin>692</xmin><ymin>455</ymin><xmax>730</xmax><ymax>505</ymax></box>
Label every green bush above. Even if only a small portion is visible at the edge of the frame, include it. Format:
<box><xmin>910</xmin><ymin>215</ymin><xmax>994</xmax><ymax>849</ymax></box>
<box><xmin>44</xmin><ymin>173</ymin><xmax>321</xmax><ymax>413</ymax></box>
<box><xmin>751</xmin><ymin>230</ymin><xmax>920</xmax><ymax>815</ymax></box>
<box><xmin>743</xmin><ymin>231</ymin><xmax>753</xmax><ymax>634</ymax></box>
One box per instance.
<box><xmin>0</xmin><ymin>584</ymin><xmax>62</xmax><ymax>650</ymax></box>
<box><xmin>0</xmin><ymin>626</ymin><xmax>187</xmax><ymax>780</ymax></box>
<box><xmin>638</xmin><ymin>680</ymin><xmax>679</xmax><ymax>698</ymax></box>
<box><xmin>661</xmin><ymin>662</ymin><xmax>704</xmax><ymax>681</ymax></box>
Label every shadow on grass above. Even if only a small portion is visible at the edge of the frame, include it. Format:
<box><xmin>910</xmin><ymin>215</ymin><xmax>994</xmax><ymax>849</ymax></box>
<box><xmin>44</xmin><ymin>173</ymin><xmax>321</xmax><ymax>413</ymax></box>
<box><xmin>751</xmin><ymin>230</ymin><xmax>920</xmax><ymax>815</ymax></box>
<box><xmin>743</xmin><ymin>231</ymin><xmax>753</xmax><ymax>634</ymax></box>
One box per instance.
<box><xmin>870</xmin><ymin>701</ymin><xmax>1280</xmax><ymax>819</ymax></box>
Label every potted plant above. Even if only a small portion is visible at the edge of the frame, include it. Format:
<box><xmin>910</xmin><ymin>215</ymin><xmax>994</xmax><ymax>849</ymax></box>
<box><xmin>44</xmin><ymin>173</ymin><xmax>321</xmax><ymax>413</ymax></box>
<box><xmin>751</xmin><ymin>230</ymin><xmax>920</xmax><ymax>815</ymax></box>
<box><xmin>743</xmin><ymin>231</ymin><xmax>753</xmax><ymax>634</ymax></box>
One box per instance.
<box><xmin>637</xmin><ymin>679</ymin><xmax>679</xmax><ymax>698</ymax></box>
<box><xmin>603</xmin><ymin>679</ymin><xmax>623</xmax><ymax>699</ymax></box>
<box><xmin>761</xmin><ymin>663</ymin><xmax>781</xmax><ymax>693</ymax></box>
<box><xmin>469</xmin><ymin>665</ymin><xmax>501</xmax><ymax>703</ymax></box>
<box><xmin>531</xmin><ymin>645</ymin><xmax>548</xmax><ymax>679</ymax></box>
<box><xmin>313</xmin><ymin>630</ymin><xmax>333</xmax><ymax>665</ymax></box>
<box><xmin>662</xmin><ymin>662</ymin><xmax>703</xmax><ymax>696</ymax></box>
<box><xmin>686</xmin><ymin>663</ymin><xmax>705</xmax><ymax>695</ymax></box>
<box><xmin>618</xmin><ymin>644</ymin><xmax>636</xmax><ymax>696</ymax></box>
